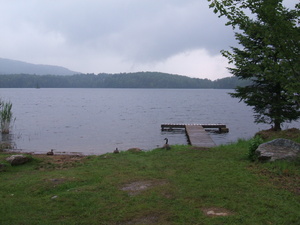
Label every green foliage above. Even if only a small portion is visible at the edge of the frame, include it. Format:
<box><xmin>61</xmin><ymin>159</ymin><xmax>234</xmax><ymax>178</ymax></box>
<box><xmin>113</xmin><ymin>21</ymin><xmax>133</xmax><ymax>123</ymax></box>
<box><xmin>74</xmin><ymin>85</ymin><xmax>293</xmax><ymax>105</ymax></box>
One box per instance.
<box><xmin>0</xmin><ymin>99</ymin><xmax>14</xmax><ymax>134</ymax></box>
<box><xmin>0</xmin><ymin>73</ymin><xmax>251</xmax><ymax>89</ymax></box>
<box><xmin>248</xmin><ymin>135</ymin><xmax>264</xmax><ymax>161</ymax></box>
<box><xmin>209</xmin><ymin>0</ymin><xmax>300</xmax><ymax>131</ymax></box>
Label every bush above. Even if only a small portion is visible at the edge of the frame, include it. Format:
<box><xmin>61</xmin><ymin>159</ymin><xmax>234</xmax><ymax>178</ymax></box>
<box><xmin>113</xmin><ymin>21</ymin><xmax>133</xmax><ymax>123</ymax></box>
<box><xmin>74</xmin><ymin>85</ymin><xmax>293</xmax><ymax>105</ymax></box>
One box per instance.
<box><xmin>248</xmin><ymin>136</ymin><xmax>264</xmax><ymax>161</ymax></box>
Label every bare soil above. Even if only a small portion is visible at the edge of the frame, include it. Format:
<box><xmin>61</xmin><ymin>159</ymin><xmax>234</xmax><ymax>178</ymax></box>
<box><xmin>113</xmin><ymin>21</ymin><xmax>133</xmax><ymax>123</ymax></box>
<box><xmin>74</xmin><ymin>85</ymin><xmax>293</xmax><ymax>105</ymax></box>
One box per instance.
<box><xmin>33</xmin><ymin>154</ymin><xmax>86</xmax><ymax>170</ymax></box>
<box><xmin>121</xmin><ymin>180</ymin><xmax>168</xmax><ymax>196</ymax></box>
<box><xmin>256</xmin><ymin>128</ymin><xmax>300</xmax><ymax>140</ymax></box>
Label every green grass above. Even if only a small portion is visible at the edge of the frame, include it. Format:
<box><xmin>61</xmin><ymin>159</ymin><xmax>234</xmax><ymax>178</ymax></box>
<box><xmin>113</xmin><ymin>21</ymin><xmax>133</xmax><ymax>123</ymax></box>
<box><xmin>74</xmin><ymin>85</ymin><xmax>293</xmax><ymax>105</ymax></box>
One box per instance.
<box><xmin>1</xmin><ymin>138</ymin><xmax>300</xmax><ymax>224</ymax></box>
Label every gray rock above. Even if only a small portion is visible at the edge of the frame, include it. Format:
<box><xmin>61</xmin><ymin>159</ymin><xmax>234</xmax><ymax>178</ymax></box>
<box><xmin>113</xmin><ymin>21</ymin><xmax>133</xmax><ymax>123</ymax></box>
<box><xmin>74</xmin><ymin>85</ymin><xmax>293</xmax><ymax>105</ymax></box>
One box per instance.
<box><xmin>6</xmin><ymin>155</ymin><xmax>31</xmax><ymax>166</ymax></box>
<box><xmin>51</xmin><ymin>195</ymin><xmax>58</xmax><ymax>199</ymax></box>
<box><xmin>256</xmin><ymin>138</ymin><xmax>300</xmax><ymax>162</ymax></box>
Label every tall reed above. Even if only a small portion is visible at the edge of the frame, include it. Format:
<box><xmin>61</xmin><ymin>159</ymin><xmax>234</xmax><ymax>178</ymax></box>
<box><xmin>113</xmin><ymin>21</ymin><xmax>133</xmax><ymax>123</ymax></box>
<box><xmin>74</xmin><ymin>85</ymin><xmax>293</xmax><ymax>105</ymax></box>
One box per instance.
<box><xmin>0</xmin><ymin>99</ymin><xmax>14</xmax><ymax>134</ymax></box>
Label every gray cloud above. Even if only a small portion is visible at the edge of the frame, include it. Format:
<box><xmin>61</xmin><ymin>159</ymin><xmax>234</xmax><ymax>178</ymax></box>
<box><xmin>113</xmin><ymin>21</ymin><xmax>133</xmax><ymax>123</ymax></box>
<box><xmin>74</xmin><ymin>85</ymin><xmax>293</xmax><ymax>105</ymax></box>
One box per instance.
<box><xmin>0</xmin><ymin>0</ymin><xmax>240</xmax><ymax>78</ymax></box>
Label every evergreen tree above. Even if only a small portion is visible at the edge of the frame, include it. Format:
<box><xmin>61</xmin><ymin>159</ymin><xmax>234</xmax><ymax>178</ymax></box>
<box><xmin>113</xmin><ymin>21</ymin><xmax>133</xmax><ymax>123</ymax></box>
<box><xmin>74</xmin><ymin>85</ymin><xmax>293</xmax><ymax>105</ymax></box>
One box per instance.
<box><xmin>209</xmin><ymin>0</ymin><xmax>300</xmax><ymax>130</ymax></box>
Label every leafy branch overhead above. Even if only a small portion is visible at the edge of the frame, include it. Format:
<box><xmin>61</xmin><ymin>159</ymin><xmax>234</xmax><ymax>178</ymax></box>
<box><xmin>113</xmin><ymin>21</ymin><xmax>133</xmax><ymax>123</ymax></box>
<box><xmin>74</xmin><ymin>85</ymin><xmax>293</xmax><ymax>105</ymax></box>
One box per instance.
<box><xmin>208</xmin><ymin>0</ymin><xmax>300</xmax><ymax>131</ymax></box>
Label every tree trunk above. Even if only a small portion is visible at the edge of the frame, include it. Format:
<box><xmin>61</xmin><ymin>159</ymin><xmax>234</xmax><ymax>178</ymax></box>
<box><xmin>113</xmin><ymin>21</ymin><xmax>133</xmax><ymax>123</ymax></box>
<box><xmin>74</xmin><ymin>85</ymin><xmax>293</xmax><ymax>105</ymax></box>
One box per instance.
<box><xmin>273</xmin><ymin>120</ymin><xmax>281</xmax><ymax>131</ymax></box>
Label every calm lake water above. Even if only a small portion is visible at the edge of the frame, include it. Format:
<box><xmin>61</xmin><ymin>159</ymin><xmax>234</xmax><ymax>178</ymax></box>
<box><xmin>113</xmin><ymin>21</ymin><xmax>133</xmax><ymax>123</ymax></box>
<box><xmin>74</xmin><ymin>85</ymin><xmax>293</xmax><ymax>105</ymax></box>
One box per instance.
<box><xmin>1</xmin><ymin>88</ymin><xmax>299</xmax><ymax>155</ymax></box>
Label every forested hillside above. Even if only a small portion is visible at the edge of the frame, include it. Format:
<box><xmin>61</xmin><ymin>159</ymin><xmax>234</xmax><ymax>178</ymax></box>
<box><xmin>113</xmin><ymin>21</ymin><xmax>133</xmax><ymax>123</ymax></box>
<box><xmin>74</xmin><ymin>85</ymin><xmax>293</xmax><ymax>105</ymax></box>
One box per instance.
<box><xmin>0</xmin><ymin>72</ymin><xmax>250</xmax><ymax>88</ymax></box>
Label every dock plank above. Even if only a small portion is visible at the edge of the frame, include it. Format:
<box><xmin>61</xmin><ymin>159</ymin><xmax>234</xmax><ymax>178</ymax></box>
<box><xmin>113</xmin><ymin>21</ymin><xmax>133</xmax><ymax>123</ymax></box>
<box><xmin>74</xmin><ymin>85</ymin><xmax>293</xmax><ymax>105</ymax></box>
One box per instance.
<box><xmin>185</xmin><ymin>125</ymin><xmax>216</xmax><ymax>148</ymax></box>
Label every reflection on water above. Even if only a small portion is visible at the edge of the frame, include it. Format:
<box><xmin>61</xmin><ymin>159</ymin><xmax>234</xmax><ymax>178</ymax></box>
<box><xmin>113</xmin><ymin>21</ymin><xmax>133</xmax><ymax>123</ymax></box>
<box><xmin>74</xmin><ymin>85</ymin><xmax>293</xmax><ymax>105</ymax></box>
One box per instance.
<box><xmin>0</xmin><ymin>88</ymin><xmax>298</xmax><ymax>155</ymax></box>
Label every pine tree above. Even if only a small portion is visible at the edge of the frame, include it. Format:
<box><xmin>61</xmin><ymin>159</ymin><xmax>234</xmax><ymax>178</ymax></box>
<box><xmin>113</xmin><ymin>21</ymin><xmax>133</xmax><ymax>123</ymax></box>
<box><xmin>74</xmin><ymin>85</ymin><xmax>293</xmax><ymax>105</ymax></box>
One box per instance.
<box><xmin>209</xmin><ymin>0</ymin><xmax>300</xmax><ymax>130</ymax></box>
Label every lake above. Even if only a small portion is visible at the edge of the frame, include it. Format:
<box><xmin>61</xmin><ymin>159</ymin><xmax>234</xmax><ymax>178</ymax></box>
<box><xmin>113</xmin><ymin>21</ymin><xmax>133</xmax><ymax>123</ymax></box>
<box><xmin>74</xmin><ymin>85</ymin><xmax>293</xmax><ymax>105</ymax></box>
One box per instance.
<box><xmin>0</xmin><ymin>88</ymin><xmax>298</xmax><ymax>155</ymax></box>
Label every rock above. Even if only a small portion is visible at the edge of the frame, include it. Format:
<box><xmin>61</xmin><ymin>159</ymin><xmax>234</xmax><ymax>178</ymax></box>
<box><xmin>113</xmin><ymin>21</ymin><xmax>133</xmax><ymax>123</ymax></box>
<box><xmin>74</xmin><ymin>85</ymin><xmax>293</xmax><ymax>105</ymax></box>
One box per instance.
<box><xmin>121</xmin><ymin>180</ymin><xmax>168</xmax><ymax>196</ymax></box>
<box><xmin>6</xmin><ymin>155</ymin><xmax>31</xmax><ymax>166</ymax></box>
<box><xmin>207</xmin><ymin>210</ymin><xmax>228</xmax><ymax>216</ymax></box>
<box><xmin>51</xmin><ymin>195</ymin><xmax>58</xmax><ymax>199</ymax></box>
<box><xmin>256</xmin><ymin>138</ymin><xmax>300</xmax><ymax>162</ymax></box>
<box><xmin>202</xmin><ymin>207</ymin><xmax>233</xmax><ymax>217</ymax></box>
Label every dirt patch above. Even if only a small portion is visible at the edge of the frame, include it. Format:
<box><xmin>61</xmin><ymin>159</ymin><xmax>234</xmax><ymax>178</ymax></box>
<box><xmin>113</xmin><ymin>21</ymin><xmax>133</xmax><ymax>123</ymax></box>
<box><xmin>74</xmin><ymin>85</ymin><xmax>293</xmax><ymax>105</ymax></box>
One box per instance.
<box><xmin>34</xmin><ymin>154</ymin><xmax>86</xmax><ymax>170</ymax></box>
<box><xmin>121</xmin><ymin>180</ymin><xmax>168</xmax><ymax>196</ymax></box>
<box><xmin>267</xmin><ymin>173</ymin><xmax>300</xmax><ymax>195</ymax></box>
<box><xmin>249</xmin><ymin>165</ymin><xmax>300</xmax><ymax>195</ymax></box>
<box><xmin>37</xmin><ymin>154</ymin><xmax>84</xmax><ymax>164</ymax></box>
<box><xmin>49</xmin><ymin>178</ymin><xmax>67</xmax><ymax>185</ymax></box>
<box><xmin>188</xmin><ymin>146</ymin><xmax>210</xmax><ymax>151</ymax></box>
<box><xmin>256</xmin><ymin>128</ymin><xmax>300</xmax><ymax>140</ymax></box>
<box><xmin>202</xmin><ymin>207</ymin><xmax>234</xmax><ymax>217</ymax></box>
<box><xmin>43</xmin><ymin>177</ymin><xmax>70</xmax><ymax>188</ymax></box>
<box><xmin>0</xmin><ymin>151</ymin><xmax>86</xmax><ymax>170</ymax></box>
<box><xmin>121</xmin><ymin>214</ymin><xmax>160</xmax><ymax>225</ymax></box>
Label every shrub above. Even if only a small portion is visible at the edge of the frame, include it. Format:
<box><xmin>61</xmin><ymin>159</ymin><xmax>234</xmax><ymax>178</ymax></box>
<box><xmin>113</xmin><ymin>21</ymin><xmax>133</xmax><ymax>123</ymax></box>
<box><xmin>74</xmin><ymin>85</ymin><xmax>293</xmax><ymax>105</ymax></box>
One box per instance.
<box><xmin>248</xmin><ymin>136</ymin><xmax>264</xmax><ymax>161</ymax></box>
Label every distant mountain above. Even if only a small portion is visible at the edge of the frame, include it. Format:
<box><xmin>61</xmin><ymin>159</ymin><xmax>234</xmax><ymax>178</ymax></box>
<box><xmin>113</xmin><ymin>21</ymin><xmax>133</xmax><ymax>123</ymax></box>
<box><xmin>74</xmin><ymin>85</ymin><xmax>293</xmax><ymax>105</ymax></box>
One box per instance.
<box><xmin>0</xmin><ymin>58</ymin><xmax>79</xmax><ymax>75</ymax></box>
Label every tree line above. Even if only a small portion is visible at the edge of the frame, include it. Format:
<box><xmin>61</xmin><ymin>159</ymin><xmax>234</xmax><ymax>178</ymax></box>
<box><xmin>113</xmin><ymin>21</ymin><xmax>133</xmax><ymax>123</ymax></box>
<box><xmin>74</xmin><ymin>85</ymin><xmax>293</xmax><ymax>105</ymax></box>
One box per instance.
<box><xmin>0</xmin><ymin>72</ymin><xmax>250</xmax><ymax>89</ymax></box>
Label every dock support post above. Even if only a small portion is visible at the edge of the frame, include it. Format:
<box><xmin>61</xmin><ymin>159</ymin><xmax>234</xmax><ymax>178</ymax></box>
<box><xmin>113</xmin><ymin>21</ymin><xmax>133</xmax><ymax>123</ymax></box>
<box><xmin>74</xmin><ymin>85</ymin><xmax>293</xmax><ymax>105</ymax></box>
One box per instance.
<box><xmin>219</xmin><ymin>127</ymin><xmax>229</xmax><ymax>133</ymax></box>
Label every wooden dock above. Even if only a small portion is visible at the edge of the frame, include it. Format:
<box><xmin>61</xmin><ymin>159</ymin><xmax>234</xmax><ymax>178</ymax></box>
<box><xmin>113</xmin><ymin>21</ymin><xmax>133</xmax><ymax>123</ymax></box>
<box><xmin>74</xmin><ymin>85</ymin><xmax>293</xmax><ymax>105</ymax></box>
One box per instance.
<box><xmin>185</xmin><ymin>125</ymin><xmax>216</xmax><ymax>147</ymax></box>
<box><xmin>161</xmin><ymin>123</ymin><xmax>229</xmax><ymax>133</ymax></box>
<box><xmin>161</xmin><ymin>123</ymin><xmax>229</xmax><ymax>148</ymax></box>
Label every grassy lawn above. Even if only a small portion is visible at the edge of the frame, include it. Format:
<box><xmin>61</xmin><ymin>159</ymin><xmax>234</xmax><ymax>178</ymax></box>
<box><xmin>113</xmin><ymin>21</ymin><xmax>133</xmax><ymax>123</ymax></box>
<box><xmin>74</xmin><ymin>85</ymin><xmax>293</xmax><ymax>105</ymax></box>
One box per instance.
<box><xmin>0</xmin><ymin>131</ymin><xmax>300</xmax><ymax>224</ymax></box>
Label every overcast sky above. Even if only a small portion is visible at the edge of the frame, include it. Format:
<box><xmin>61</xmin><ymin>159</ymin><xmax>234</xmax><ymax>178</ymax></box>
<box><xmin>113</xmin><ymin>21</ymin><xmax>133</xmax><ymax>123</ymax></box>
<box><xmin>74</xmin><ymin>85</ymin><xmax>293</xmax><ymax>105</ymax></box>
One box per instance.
<box><xmin>0</xmin><ymin>0</ymin><xmax>295</xmax><ymax>80</ymax></box>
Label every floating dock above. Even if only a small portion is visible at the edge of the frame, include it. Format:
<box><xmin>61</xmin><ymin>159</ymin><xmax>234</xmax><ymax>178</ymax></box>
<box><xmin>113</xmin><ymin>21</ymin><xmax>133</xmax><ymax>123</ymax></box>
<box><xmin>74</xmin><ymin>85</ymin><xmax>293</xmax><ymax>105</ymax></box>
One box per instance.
<box><xmin>161</xmin><ymin>124</ymin><xmax>229</xmax><ymax>148</ymax></box>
